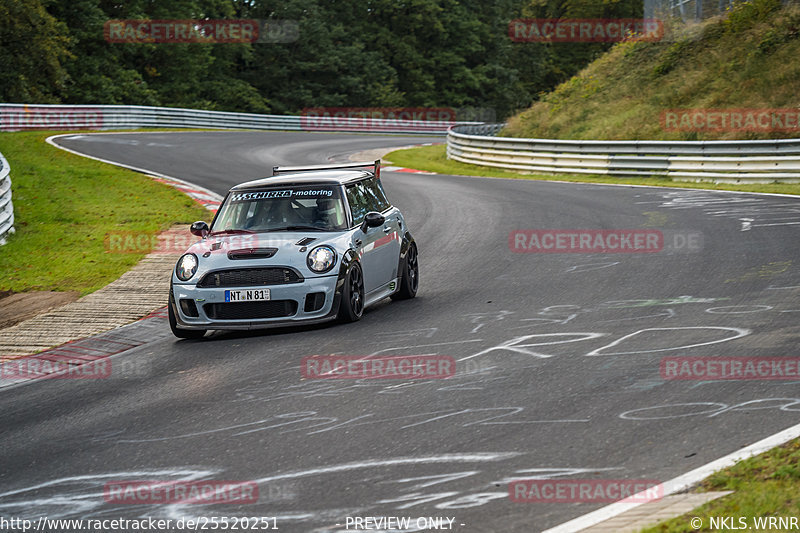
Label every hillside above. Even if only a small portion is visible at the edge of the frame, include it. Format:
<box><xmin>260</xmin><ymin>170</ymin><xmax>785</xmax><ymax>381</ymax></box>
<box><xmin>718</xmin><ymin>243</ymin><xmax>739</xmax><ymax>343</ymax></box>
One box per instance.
<box><xmin>503</xmin><ymin>0</ymin><xmax>800</xmax><ymax>141</ymax></box>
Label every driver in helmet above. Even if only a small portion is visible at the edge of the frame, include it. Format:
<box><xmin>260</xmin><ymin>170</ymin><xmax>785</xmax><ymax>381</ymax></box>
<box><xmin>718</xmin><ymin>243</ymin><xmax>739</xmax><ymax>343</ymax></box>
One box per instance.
<box><xmin>312</xmin><ymin>197</ymin><xmax>342</xmax><ymax>229</ymax></box>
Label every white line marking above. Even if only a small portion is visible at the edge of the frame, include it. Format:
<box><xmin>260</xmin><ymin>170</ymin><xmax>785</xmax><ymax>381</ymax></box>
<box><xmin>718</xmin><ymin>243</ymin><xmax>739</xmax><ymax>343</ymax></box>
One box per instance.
<box><xmin>585</xmin><ymin>327</ymin><xmax>750</xmax><ymax>356</ymax></box>
<box><xmin>564</xmin><ymin>262</ymin><xmax>620</xmax><ymax>273</ymax></box>
<box><xmin>251</xmin><ymin>453</ymin><xmax>521</xmax><ymax>484</ymax></box>
<box><xmin>459</xmin><ymin>333</ymin><xmax>607</xmax><ymax>362</ymax></box>
<box><xmin>598</xmin><ymin>308</ymin><xmax>675</xmax><ymax>323</ymax></box>
<box><xmin>753</xmin><ymin>221</ymin><xmax>800</xmax><ymax>227</ymax></box>
<box><xmin>705</xmin><ymin>305</ymin><xmax>772</xmax><ymax>314</ymax></box>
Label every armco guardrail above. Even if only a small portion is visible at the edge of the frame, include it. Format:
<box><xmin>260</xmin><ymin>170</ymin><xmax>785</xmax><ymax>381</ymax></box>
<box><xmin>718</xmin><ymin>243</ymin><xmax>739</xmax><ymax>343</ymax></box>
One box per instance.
<box><xmin>0</xmin><ymin>151</ymin><xmax>13</xmax><ymax>245</ymax></box>
<box><xmin>0</xmin><ymin>104</ymin><xmax>475</xmax><ymax>135</ymax></box>
<box><xmin>448</xmin><ymin>124</ymin><xmax>800</xmax><ymax>183</ymax></box>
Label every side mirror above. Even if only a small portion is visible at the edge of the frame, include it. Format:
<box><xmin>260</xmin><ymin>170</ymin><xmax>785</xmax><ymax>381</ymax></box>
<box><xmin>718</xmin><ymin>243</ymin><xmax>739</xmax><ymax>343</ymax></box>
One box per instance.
<box><xmin>190</xmin><ymin>221</ymin><xmax>209</xmax><ymax>238</ymax></box>
<box><xmin>360</xmin><ymin>212</ymin><xmax>385</xmax><ymax>233</ymax></box>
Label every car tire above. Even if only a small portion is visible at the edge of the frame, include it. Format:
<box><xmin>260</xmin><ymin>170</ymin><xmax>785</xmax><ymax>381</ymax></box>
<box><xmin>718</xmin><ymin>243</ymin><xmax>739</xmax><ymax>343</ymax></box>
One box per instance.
<box><xmin>338</xmin><ymin>263</ymin><xmax>364</xmax><ymax>322</ymax></box>
<box><xmin>169</xmin><ymin>290</ymin><xmax>206</xmax><ymax>339</ymax></box>
<box><xmin>391</xmin><ymin>242</ymin><xmax>419</xmax><ymax>301</ymax></box>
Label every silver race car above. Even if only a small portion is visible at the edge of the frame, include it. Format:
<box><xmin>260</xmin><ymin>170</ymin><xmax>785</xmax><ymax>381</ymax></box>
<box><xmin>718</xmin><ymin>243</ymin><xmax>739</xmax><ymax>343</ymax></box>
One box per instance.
<box><xmin>168</xmin><ymin>161</ymin><xmax>419</xmax><ymax>338</ymax></box>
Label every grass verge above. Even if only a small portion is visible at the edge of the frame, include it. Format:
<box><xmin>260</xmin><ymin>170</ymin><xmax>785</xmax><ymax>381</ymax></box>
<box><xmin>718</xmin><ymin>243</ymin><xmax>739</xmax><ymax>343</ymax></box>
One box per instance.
<box><xmin>0</xmin><ymin>131</ymin><xmax>211</xmax><ymax>296</ymax></box>
<box><xmin>641</xmin><ymin>437</ymin><xmax>800</xmax><ymax>532</ymax></box>
<box><xmin>386</xmin><ymin>144</ymin><xmax>800</xmax><ymax>196</ymax></box>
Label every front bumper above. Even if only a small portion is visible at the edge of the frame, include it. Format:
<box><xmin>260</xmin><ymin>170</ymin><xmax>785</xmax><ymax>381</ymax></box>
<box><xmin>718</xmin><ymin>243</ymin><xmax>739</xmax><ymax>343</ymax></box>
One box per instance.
<box><xmin>171</xmin><ymin>274</ymin><xmax>340</xmax><ymax>330</ymax></box>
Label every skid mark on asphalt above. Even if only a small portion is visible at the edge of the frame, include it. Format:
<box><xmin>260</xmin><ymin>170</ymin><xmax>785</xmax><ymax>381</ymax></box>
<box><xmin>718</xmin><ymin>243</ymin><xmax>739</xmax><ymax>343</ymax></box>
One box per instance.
<box><xmin>0</xmin><ymin>468</ymin><xmax>218</xmax><ymax>519</ymax></box>
<box><xmin>638</xmin><ymin>190</ymin><xmax>800</xmax><ymax>229</ymax></box>
<box><xmin>116</xmin><ymin>408</ymin><xmax>590</xmax><ymax>443</ymax></box>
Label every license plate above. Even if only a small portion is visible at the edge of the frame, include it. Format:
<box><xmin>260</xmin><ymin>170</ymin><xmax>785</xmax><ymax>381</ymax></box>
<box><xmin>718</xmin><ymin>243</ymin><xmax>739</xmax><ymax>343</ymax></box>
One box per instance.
<box><xmin>225</xmin><ymin>289</ymin><xmax>271</xmax><ymax>302</ymax></box>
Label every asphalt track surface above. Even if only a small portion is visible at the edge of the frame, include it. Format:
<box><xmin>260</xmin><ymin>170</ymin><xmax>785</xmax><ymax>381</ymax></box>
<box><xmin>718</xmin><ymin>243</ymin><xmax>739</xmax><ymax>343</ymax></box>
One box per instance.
<box><xmin>1</xmin><ymin>131</ymin><xmax>799</xmax><ymax>532</ymax></box>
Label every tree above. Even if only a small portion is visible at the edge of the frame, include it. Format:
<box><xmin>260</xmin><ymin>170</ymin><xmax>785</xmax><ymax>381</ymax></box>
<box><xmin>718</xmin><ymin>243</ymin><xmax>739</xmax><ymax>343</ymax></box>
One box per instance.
<box><xmin>0</xmin><ymin>0</ymin><xmax>71</xmax><ymax>102</ymax></box>
<box><xmin>2</xmin><ymin>0</ymin><xmax>621</xmax><ymax>119</ymax></box>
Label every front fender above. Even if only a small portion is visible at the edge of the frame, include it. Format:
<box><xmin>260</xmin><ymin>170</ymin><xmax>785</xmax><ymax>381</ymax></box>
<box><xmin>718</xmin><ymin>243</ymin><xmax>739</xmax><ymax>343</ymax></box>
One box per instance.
<box><xmin>327</xmin><ymin>248</ymin><xmax>360</xmax><ymax>319</ymax></box>
<box><xmin>397</xmin><ymin>230</ymin><xmax>416</xmax><ymax>271</ymax></box>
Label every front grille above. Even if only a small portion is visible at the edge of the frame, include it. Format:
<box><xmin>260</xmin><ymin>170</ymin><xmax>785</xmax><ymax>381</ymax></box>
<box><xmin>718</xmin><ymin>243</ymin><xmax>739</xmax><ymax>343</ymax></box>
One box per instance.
<box><xmin>204</xmin><ymin>300</ymin><xmax>298</xmax><ymax>320</ymax></box>
<box><xmin>197</xmin><ymin>268</ymin><xmax>302</xmax><ymax>288</ymax></box>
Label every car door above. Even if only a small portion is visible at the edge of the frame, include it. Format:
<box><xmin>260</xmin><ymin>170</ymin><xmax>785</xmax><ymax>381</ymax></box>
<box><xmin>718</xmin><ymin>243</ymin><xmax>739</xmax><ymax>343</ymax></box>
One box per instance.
<box><xmin>346</xmin><ymin>179</ymin><xmax>398</xmax><ymax>295</ymax></box>
<box><xmin>361</xmin><ymin>177</ymin><xmax>401</xmax><ymax>283</ymax></box>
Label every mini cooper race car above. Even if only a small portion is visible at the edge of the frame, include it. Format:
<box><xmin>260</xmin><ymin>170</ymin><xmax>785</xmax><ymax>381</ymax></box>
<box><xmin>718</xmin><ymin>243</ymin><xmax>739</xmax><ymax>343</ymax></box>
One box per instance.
<box><xmin>168</xmin><ymin>160</ymin><xmax>419</xmax><ymax>338</ymax></box>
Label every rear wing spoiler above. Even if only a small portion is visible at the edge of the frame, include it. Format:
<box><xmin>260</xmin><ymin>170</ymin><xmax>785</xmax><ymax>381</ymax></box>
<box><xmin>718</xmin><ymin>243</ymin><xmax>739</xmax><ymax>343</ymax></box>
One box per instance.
<box><xmin>272</xmin><ymin>160</ymin><xmax>380</xmax><ymax>179</ymax></box>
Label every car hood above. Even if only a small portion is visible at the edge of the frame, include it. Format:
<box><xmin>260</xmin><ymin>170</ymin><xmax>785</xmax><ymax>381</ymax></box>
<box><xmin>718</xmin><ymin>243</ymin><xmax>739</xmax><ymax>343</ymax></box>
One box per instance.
<box><xmin>186</xmin><ymin>232</ymin><xmax>343</xmax><ymax>256</ymax></box>
<box><xmin>175</xmin><ymin>231</ymin><xmax>350</xmax><ymax>283</ymax></box>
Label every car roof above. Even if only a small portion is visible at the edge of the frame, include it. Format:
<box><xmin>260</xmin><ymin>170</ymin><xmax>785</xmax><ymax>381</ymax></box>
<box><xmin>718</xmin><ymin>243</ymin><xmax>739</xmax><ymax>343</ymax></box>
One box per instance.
<box><xmin>231</xmin><ymin>170</ymin><xmax>373</xmax><ymax>191</ymax></box>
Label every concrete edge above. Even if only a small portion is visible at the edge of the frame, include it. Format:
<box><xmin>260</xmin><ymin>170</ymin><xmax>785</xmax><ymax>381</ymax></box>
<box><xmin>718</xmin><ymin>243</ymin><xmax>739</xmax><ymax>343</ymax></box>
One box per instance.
<box><xmin>580</xmin><ymin>491</ymin><xmax>733</xmax><ymax>532</ymax></box>
<box><xmin>0</xmin><ymin>308</ymin><xmax>170</xmax><ymax>390</ymax></box>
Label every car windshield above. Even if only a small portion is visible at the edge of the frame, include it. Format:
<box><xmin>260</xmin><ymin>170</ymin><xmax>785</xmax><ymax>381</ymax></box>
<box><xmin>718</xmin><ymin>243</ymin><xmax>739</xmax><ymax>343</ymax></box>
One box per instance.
<box><xmin>211</xmin><ymin>185</ymin><xmax>348</xmax><ymax>233</ymax></box>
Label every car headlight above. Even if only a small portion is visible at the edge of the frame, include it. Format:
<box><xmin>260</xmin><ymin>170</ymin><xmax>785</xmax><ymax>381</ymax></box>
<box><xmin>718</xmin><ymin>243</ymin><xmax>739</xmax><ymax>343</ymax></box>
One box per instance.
<box><xmin>307</xmin><ymin>246</ymin><xmax>336</xmax><ymax>273</ymax></box>
<box><xmin>176</xmin><ymin>253</ymin><xmax>198</xmax><ymax>281</ymax></box>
